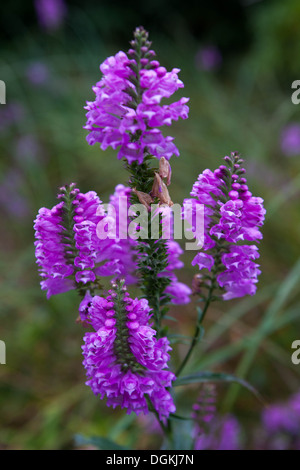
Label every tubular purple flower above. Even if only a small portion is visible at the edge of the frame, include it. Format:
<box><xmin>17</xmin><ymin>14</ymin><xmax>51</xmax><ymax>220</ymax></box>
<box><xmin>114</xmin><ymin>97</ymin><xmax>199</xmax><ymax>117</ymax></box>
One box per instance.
<box><xmin>84</xmin><ymin>27</ymin><xmax>189</xmax><ymax>164</ymax></box>
<box><xmin>81</xmin><ymin>282</ymin><xmax>176</xmax><ymax>419</ymax></box>
<box><xmin>34</xmin><ymin>183</ymin><xmax>137</xmax><ymax>298</ymax></box>
<box><xmin>163</xmin><ymin>240</ymin><xmax>192</xmax><ymax>305</ymax></box>
<box><xmin>101</xmin><ymin>185</ymin><xmax>191</xmax><ymax>305</ymax></box>
<box><xmin>185</xmin><ymin>152</ymin><xmax>266</xmax><ymax>300</ymax></box>
<box><xmin>95</xmin><ymin>184</ymin><xmax>138</xmax><ymax>284</ymax></box>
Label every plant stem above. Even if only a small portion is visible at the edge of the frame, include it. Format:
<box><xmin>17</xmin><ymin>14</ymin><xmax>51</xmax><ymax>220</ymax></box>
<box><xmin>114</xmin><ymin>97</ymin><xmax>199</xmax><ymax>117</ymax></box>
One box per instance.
<box><xmin>175</xmin><ymin>284</ymin><xmax>215</xmax><ymax>377</ymax></box>
<box><xmin>175</xmin><ymin>233</ymin><xmax>228</xmax><ymax>377</ymax></box>
<box><xmin>145</xmin><ymin>396</ymin><xmax>173</xmax><ymax>448</ymax></box>
<box><xmin>127</xmin><ymin>160</ymin><xmax>171</xmax><ymax>336</ymax></box>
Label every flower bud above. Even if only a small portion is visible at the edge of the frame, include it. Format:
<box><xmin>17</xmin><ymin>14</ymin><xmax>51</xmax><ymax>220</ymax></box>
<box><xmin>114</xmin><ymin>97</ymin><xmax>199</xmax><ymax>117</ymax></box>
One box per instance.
<box><xmin>151</xmin><ymin>173</ymin><xmax>173</xmax><ymax>206</ymax></box>
<box><xmin>132</xmin><ymin>188</ymin><xmax>153</xmax><ymax>211</ymax></box>
<box><xmin>159</xmin><ymin>156</ymin><xmax>172</xmax><ymax>186</ymax></box>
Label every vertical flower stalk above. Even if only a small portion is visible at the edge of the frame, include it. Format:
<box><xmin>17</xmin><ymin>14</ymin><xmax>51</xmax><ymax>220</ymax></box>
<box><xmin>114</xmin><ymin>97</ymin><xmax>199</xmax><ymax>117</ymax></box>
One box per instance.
<box><xmin>34</xmin><ymin>183</ymin><xmax>100</xmax><ymax>298</ymax></box>
<box><xmin>177</xmin><ymin>152</ymin><xmax>266</xmax><ymax>375</ymax></box>
<box><xmin>81</xmin><ymin>280</ymin><xmax>176</xmax><ymax>421</ymax></box>
<box><xmin>187</xmin><ymin>152</ymin><xmax>265</xmax><ymax>302</ymax></box>
<box><xmin>84</xmin><ymin>26</ymin><xmax>190</xmax><ymax>335</ymax></box>
<box><xmin>34</xmin><ymin>183</ymin><xmax>138</xmax><ymax>299</ymax></box>
<box><xmin>126</xmin><ymin>28</ymin><xmax>188</xmax><ymax>335</ymax></box>
<box><xmin>84</xmin><ymin>27</ymin><xmax>189</xmax><ymax>163</ymax></box>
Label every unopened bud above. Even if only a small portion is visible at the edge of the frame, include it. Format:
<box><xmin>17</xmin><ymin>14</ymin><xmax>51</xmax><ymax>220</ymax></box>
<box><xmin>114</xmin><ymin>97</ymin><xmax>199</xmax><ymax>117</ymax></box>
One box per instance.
<box><xmin>151</xmin><ymin>173</ymin><xmax>173</xmax><ymax>206</ymax></box>
<box><xmin>159</xmin><ymin>157</ymin><xmax>172</xmax><ymax>186</ymax></box>
<box><xmin>132</xmin><ymin>188</ymin><xmax>153</xmax><ymax>211</ymax></box>
<box><xmin>192</xmin><ymin>274</ymin><xmax>203</xmax><ymax>295</ymax></box>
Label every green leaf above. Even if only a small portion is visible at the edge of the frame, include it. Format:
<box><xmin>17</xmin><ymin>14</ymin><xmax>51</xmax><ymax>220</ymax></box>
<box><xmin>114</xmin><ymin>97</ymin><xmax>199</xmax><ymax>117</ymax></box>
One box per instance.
<box><xmin>171</xmin><ymin>420</ymin><xmax>194</xmax><ymax>450</ymax></box>
<box><xmin>168</xmin><ymin>334</ymin><xmax>194</xmax><ymax>345</ymax></box>
<box><xmin>174</xmin><ymin>371</ymin><xmax>265</xmax><ymax>405</ymax></box>
<box><xmin>74</xmin><ymin>434</ymin><xmax>129</xmax><ymax>450</ymax></box>
<box><xmin>198</xmin><ymin>325</ymin><xmax>205</xmax><ymax>342</ymax></box>
<box><xmin>164</xmin><ymin>315</ymin><xmax>178</xmax><ymax>322</ymax></box>
<box><xmin>169</xmin><ymin>413</ymin><xmax>192</xmax><ymax>421</ymax></box>
<box><xmin>223</xmin><ymin>256</ymin><xmax>300</xmax><ymax>410</ymax></box>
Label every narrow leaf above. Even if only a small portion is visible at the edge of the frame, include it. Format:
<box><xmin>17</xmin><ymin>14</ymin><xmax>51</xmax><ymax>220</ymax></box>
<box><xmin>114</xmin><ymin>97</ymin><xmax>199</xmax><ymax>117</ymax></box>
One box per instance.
<box><xmin>74</xmin><ymin>434</ymin><xmax>128</xmax><ymax>450</ymax></box>
<box><xmin>174</xmin><ymin>371</ymin><xmax>265</xmax><ymax>405</ymax></box>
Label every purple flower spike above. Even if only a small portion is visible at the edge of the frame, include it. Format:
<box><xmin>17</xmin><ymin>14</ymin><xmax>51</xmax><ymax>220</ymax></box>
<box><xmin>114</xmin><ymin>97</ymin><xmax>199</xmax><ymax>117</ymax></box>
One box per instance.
<box><xmin>84</xmin><ymin>27</ymin><xmax>189</xmax><ymax>164</ymax></box>
<box><xmin>82</xmin><ymin>281</ymin><xmax>176</xmax><ymax>418</ymax></box>
<box><xmin>34</xmin><ymin>184</ymin><xmax>137</xmax><ymax>298</ymax></box>
<box><xmin>185</xmin><ymin>152</ymin><xmax>266</xmax><ymax>300</ymax></box>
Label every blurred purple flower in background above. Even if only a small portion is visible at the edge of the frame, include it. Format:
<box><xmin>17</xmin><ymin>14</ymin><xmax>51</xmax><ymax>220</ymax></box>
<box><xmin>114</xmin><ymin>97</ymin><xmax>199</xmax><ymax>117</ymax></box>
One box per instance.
<box><xmin>14</xmin><ymin>135</ymin><xmax>43</xmax><ymax>163</ymax></box>
<box><xmin>195</xmin><ymin>45</ymin><xmax>222</xmax><ymax>71</ymax></box>
<box><xmin>0</xmin><ymin>102</ymin><xmax>25</xmax><ymax>132</ymax></box>
<box><xmin>280</xmin><ymin>123</ymin><xmax>300</xmax><ymax>156</ymax></box>
<box><xmin>35</xmin><ymin>0</ymin><xmax>67</xmax><ymax>31</ymax></box>
<box><xmin>0</xmin><ymin>170</ymin><xmax>30</xmax><ymax>219</ymax></box>
<box><xmin>263</xmin><ymin>391</ymin><xmax>300</xmax><ymax>436</ymax></box>
<box><xmin>25</xmin><ymin>62</ymin><xmax>50</xmax><ymax>85</ymax></box>
<box><xmin>192</xmin><ymin>385</ymin><xmax>241</xmax><ymax>450</ymax></box>
<box><xmin>251</xmin><ymin>391</ymin><xmax>300</xmax><ymax>450</ymax></box>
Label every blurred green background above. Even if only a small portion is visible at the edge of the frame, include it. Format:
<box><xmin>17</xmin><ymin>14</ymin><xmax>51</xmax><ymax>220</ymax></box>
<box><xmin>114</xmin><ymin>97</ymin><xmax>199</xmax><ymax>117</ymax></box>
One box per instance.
<box><xmin>1</xmin><ymin>0</ymin><xmax>300</xmax><ymax>449</ymax></box>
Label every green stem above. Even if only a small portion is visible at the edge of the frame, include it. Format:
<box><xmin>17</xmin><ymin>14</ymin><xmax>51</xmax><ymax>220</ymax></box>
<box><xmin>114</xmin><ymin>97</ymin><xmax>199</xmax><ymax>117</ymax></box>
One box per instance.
<box><xmin>145</xmin><ymin>396</ymin><xmax>173</xmax><ymax>448</ymax></box>
<box><xmin>127</xmin><ymin>160</ymin><xmax>171</xmax><ymax>336</ymax></box>
<box><xmin>175</xmin><ymin>284</ymin><xmax>215</xmax><ymax>377</ymax></box>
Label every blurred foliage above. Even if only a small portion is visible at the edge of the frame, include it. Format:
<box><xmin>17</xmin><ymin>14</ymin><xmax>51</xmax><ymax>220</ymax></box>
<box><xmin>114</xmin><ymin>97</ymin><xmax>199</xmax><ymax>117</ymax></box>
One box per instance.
<box><xmin>0</xmin><ymin>0</ymin><xmax>300</xmax><ymax>450</ymax></box>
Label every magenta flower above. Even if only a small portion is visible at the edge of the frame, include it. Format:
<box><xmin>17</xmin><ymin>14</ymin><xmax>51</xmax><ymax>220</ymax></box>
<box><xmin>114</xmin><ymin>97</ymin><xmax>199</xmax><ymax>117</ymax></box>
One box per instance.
<box><xmin>102</xmin><ymin>185</ymin><xmax>191</xmax><ymax>305</ymax></box>
<box><xmin>34</xmin><ymin>184</ymin><xmax>137</xmax><ymax>298</ymax></box>
<box><xmin>84</xmin><ymin>27</ymin><xmax>189</xmax><ymax>164</ymax></box>
<box><xmin>81</xmin><ymin>283</ymin><xmax>176</xmax><ymax>418</ymax></box>
<box><xmin>185</xmin><ymin>152</ymin><xmax>266</xmax><ymax>300</ymax></box>
<box><xmin>95</xmin><ymin>184</ymin><xmax>138</xmax><ymax>284</ymax></box>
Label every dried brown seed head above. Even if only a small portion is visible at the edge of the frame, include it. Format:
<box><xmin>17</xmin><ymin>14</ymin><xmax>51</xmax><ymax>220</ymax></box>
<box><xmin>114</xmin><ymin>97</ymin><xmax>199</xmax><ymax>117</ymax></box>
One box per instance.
<box><xmin>159</xmin><ymin>157</ymin><xmax>172</xmax><ymax>186</ymax></box>
<box><xmin>132</xmin><ymin>188</ymin><xmax>153</xmax><ymax>211</ymax></box>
